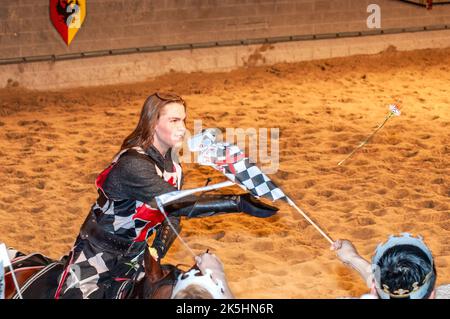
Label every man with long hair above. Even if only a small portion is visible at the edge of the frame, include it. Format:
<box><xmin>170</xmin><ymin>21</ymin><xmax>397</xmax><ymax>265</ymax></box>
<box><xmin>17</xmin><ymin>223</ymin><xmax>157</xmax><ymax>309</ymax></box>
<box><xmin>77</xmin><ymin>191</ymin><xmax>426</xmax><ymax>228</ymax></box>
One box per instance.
<box><xmin>56</xmin><ymin>92</ymin><xmax>278</xmax><ymax>299</ymax></box>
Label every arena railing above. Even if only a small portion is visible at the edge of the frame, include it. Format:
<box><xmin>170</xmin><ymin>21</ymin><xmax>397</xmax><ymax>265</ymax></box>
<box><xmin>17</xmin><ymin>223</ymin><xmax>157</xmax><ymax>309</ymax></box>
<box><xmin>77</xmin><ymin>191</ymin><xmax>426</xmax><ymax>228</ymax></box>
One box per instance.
<box><xmin>0</xmin><ymin>24</ymin><xmax>449</xmax><ymax>66</ymax></box>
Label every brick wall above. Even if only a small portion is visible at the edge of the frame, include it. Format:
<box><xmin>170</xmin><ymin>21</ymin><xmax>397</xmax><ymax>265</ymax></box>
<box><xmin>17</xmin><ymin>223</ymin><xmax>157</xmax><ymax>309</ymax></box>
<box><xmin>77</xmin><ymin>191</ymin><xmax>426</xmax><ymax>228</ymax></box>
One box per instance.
<box><xmin>1</xmin><ymin>0</ymin><xmax>450</xmax><ymax>60</ymax></box>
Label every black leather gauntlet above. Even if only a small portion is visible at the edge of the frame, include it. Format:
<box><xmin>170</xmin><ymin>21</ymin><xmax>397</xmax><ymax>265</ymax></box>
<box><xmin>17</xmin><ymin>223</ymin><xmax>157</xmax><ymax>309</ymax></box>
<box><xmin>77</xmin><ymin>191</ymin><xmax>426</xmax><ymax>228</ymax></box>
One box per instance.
<box><xmin>150</xmin><ymin>194</ymin><xmax>278</xmax><ymax>259</ymax></box>
<box><xmin>151</xmin><ymin>215</ymin><xmax>181</xmax><ymax>259</ymax></box>
<box><xmin>166</xmin><ymin>193</ymin><xmax>278</xmax><ymax>218</ymax></box>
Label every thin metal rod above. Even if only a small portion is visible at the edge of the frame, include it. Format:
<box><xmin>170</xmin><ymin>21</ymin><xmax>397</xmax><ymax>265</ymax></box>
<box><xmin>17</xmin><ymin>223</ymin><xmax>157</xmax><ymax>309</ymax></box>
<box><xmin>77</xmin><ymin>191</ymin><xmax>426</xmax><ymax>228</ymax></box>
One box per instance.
<box><xmin>156</xmin><ymin>181</ymin><xmax>235</xmax><ymax>206</ymax></box>
<box><xmin>156</xmin><ymin>201</ymin><xmax>198</xmax><ymax>259</ymax></box>
<box><xmin>338</xmin><ymin>112</ymin><xmax>395</xmax><ymax>166</ymax></box>
<box><xmin>154</xmin><ymin>181</ymin><xmax>236</xmax><ymax>258</ymax></box>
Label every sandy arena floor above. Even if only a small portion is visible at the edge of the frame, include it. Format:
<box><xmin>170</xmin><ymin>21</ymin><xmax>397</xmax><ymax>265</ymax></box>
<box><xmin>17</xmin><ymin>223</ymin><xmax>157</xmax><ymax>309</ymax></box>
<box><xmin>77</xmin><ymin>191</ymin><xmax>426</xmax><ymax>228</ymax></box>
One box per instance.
<box><xmin>0</xmin><ymin>46</ymin><xmax>449</xmax><ymax>298</ymax></box>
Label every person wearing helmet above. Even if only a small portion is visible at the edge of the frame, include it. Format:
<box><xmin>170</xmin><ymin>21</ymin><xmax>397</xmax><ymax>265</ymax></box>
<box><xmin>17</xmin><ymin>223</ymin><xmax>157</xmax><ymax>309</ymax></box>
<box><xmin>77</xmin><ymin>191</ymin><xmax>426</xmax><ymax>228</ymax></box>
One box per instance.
<box><xmin>331</xmin><ymin>233</ymin><xmax>449</xmax><ymax>299</ymax></box>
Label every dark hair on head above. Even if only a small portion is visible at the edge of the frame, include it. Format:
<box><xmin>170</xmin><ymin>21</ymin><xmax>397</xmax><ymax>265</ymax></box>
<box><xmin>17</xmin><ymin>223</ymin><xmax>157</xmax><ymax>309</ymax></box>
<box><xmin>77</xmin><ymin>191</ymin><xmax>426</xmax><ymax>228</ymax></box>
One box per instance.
<box><xmin>377</xmin><ymin>244</ymin><xmax>436</xmax><ymax>299</ymax></box>
<box><xmin>120</xmin><ymin>92</ymin><xmax>185</xmax><ymax>152</ymax></box>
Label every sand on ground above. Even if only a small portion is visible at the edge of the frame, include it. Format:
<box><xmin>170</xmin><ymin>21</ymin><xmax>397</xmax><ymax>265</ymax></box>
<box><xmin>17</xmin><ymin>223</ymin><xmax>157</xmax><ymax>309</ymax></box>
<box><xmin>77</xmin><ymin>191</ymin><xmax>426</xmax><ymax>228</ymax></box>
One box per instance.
<box><xmin>0</xmin><ymin>46</ymin><xmax>449</xmax><ymax>298</ymax></box>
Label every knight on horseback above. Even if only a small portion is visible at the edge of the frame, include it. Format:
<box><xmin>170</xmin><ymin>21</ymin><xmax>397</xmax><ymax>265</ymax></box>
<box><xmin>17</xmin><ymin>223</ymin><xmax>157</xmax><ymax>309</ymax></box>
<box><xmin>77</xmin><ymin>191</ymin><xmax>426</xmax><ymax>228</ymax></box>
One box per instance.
<box><xmin>51</xmin><ymin>92</ymin><xmax>278</xmax><ymax>299</ymax></box>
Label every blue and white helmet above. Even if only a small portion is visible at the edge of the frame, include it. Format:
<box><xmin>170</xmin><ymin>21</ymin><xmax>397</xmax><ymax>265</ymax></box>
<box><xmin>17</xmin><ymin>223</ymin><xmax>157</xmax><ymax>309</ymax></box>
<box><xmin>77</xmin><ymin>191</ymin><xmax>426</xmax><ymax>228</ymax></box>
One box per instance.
<box><xmin>371</xmin><ymin>233</ymin><xmax>435</xmax><ymax>299</ymax></box>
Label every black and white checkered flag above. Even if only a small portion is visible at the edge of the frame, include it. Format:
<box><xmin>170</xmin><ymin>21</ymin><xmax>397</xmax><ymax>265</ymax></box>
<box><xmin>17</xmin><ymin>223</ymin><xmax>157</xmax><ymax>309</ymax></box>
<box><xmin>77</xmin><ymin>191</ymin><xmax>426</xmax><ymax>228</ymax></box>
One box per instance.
<box><xmin>190</xmin><ymin>135</ymin><xmax>287</xmax><ymax>202</ymax></box>
<box><xmin>219</xmin><ymin>155</ymin><xmax>287</xmax><ymax>202</ymax></box>
<box><xmin>187</xmin><ymin>128</ymin><xmax>333</xmax><ymax>244</ymax></box>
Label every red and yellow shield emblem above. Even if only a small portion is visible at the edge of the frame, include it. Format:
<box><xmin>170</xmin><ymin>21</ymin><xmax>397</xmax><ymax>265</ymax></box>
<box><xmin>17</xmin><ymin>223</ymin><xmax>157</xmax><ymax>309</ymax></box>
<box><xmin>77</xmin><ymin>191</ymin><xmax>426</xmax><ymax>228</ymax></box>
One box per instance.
<box><xmin>50</xmin><ymin>0</ymin><xmax>86</xmax><ymax>46</ymax></box>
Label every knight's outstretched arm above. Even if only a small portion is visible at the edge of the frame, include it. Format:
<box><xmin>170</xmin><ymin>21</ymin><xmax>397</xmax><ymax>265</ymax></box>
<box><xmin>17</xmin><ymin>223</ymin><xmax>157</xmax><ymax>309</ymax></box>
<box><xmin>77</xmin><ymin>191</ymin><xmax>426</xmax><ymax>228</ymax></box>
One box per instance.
<box><xmin>166</xmin><ymin>193</ymin><xmax>278</xmax><ymax>219</ymax></box>
<box><xmin>151</xmin><ymin>194</ymin><xmax>278</xmax><ymax>258</ymax></box>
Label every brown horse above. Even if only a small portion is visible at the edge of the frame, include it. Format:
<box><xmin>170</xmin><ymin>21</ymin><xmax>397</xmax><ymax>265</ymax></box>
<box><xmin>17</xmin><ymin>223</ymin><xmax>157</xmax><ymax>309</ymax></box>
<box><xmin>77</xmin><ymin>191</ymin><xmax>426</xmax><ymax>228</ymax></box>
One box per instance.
<box><xmin>4</xmin><ymin>246</ymin><xmax>188</xmax><ymax>299</ymax></box>
<box><xmin>4</xmin><ymin>266</ymin><xmax>46</xmax><ymax>299</ymax></box>
<box><xmin>126</xmin><ymin>247</ymin><xmax>186</xmax><ymax>299</ymax></box>
<box><xmin>3</xmin><ymin>252</ymin><xmax>63</xmax><ymax>299</ymax></box>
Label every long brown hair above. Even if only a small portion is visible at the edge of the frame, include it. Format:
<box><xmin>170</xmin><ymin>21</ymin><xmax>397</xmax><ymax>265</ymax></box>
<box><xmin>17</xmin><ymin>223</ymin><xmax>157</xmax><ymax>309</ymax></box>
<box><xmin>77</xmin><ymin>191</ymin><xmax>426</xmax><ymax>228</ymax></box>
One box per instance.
<box><xmin>120</xmin><ymin>92</ymin><xmax>186</xmax><ymax>151</ymax></box>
